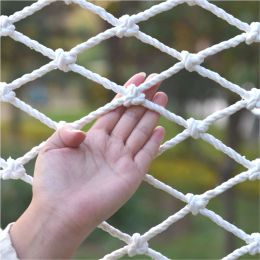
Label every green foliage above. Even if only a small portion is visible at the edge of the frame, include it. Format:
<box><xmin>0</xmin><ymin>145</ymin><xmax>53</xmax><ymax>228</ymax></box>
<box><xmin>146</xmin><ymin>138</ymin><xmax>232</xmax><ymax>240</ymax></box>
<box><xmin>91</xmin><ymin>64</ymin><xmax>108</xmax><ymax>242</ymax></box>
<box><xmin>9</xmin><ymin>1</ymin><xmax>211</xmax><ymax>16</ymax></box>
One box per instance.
<box><xmin>1</xmin><ymin>1</ymin><xmax>259</xmax><ymax>258</ymax></box>
<box><xmin>151</xmin><ymin>158</ymin><xmax>217</xmax><ymax>193</ymax></box>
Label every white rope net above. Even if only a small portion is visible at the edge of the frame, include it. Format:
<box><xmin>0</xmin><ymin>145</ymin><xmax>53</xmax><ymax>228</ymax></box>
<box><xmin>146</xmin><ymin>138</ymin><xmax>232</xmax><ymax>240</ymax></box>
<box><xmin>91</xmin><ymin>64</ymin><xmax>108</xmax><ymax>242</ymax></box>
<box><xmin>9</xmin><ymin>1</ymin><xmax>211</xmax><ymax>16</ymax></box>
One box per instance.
<box><xmin>0</xmin><ymin>0</ymin><xmax>259</xmax><ymax>259</ymax></box>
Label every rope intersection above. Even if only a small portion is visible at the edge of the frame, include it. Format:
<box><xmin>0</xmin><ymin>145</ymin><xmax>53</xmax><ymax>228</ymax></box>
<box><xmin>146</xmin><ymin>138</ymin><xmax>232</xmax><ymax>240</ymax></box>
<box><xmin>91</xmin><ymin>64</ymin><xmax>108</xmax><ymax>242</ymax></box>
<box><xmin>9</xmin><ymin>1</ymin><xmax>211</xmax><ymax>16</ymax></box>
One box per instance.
<box><xmin>0</xmin><ymin>0</ymin><xmax>259</xmax><ymax>259</ymax></box>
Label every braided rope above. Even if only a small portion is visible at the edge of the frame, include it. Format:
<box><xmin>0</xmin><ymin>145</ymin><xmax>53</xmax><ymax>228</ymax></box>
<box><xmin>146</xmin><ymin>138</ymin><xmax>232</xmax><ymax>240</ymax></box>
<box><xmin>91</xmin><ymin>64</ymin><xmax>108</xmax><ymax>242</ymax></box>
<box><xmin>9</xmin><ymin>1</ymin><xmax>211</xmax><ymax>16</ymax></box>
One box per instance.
<box><xmin>1</xmin><ymin>0</ymin><xmax>259</xmax><ymax>259</ymax></box>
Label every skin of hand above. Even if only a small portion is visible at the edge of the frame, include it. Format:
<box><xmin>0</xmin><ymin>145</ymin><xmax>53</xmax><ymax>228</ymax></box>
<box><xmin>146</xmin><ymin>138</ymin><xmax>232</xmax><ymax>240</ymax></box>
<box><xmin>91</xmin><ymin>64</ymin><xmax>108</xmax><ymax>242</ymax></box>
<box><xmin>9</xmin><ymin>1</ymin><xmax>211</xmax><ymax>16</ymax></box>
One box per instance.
<box><xmin>10</xmin><ymin>72</ymin><xmax>168</xmax><ymax>259</ymax></box>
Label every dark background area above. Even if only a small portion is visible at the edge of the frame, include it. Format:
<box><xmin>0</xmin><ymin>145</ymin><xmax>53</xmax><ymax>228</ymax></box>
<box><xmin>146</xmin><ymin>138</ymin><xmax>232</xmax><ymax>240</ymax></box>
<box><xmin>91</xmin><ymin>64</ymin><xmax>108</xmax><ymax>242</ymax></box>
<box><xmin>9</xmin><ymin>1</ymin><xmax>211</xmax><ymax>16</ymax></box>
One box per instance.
<box><xmin>1</xmin><ymin>1</ymin><xmax>259</xmax><ymax>259</ymax></box>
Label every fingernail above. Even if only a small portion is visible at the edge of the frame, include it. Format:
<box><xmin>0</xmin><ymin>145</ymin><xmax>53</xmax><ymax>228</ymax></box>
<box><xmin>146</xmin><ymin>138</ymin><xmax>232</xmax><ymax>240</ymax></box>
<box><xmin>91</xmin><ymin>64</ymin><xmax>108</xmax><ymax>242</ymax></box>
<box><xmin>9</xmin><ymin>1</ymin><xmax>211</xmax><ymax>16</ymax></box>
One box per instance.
<box><xmin>152</xmin><ymin>92</ymin><xmax>161</xmax><ymax>103</ymax></box>
<box><xmin>146</xmin><ymin>73</ymin><xmax>158</xmax><ymax>80</ymax></box>
<box><xmin>152</xmin><ymin>92</ymin><xmax>168</xmax><ymax>107</ymax></box>
<box><xmin>71</xmin><ymin>129</ymin><xmax>86</xmax><ymax>137</ymax></box>
<box><xmin>131</xmin><ymin>72</ymin><xmax>146</xmax><ymax>80</ymax></box>
<box><xmin>139</xmin><ymin>72</ymin><xmax>146</xmax><ymax>77</ymax></box>
<box><xmin>154</xmin><ymin>126</ymin><xmax>165</xmax><ymax>142</ymax></box>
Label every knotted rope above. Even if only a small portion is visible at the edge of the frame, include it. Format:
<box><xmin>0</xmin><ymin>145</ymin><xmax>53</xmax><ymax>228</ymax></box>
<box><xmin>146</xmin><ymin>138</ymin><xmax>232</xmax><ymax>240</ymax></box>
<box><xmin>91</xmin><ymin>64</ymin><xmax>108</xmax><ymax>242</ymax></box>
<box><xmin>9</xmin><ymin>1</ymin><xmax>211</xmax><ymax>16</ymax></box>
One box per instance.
<box><xmin>1</xmin><ymin>0</ymin><xmax>259</xmax><ymax>259</ymax></box>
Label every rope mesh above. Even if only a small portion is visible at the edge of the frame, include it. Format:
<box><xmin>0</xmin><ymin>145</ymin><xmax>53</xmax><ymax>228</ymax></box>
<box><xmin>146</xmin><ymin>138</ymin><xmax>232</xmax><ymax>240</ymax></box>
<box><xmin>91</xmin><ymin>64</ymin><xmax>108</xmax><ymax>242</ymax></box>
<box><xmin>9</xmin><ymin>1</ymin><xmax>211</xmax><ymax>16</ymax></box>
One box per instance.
<box><xmin>1</xmin><ymin>0</ymin><xmax>259</xmax><ymax>259</ymax></box>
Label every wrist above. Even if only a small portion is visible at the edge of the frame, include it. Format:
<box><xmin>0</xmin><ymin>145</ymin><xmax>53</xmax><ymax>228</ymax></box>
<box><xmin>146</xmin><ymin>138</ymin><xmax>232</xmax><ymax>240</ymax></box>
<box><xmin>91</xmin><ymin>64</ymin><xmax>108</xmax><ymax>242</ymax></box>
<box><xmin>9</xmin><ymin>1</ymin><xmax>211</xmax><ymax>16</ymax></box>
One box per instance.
<box><xmin>10</xmin><ymin>199</ymin><xmax>91</xmax><ymax>258</ymax></box>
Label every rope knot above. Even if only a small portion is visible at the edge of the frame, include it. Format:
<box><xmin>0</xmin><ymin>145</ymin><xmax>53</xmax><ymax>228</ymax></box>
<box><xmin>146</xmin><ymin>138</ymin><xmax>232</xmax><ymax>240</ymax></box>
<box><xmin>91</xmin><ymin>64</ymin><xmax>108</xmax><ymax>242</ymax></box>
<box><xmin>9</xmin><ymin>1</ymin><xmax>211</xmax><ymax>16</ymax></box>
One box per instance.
<box><xmin>127</xmin><ymin>233</ymin><xmax>149</xmax><ymax>257</ymax></box>
<box><xmin>186</xmin><ymin>193</ymin><xmax>208</xmax><ymax>215</ymax></box>
<box><xmin>0</xmin><ymin>15</ymin><xmax>15</xmax><ymax>36</ymax></box>
<box><xmin>245</xmin><ymin>22</ymin><xmax>260</xmax><ymax>45</ymax></box>
<box><xmin>54</xmin><ymin>48</ymin><xmax>77</xmax><ymax>72</ymax></box>
<box><xmin>186</xmin><ymin>118</ymin><xmax>207</xmax><ymax>139</ymax></box>
<box><xmin>56</xmin><ymin>120</ymin><xmax>68</xmax><ymax>129</ymax></box>
<box><xmin>187</xmin><ymin>0</ymin><xmax>197</xmax><ymax>6</ymax></box>
<box><xmin>181</xmin><ymin>51</ymin><xmax>204</xmax><ymax>72</ymax></box>
<box><xmin>123</xmin><ymin>84</ymin><xmax>145</xmax><ymax>107</ymax></box>
<box><xmin>64</xmin><ymin>0</ymin><xmax>73</xmax><ymax>5</ymax></box>
<box><xmin>0</xmin><ymin>157</ymin><xmax>26</xmax><ymax>180</ymax></box>
<box><xmin>116</xmin><ymin>15</ymin><xmax>139</xmax><ymax>38</ymax></box>
<box><xmin>246</xmin><ymin>233</ymin><xmax>260</xmax><ymax>255</ymax></box>
<box><xmin>244</xmin><ymin>88</ymin><xmax>260</xmax><ymax>110</ymax></box>
<box><xmin>0</xmin><ymin>83</ymin><xmax>16</xmax><ymax>102</ymax></box>
<box><xmin>248</xmin><ymin>159</ymin><xmax>260</xmax><ymax>181</ymax></box>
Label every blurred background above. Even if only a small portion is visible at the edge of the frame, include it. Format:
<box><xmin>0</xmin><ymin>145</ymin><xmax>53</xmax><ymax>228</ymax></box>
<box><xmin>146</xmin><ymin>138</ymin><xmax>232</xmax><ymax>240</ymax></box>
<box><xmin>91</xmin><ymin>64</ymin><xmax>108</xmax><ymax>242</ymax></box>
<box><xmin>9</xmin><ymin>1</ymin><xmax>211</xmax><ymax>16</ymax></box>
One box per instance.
<box><xmin>1</xmin><ymin>1</ymin><xmax>259</xmax><ymax>259</ymax></box>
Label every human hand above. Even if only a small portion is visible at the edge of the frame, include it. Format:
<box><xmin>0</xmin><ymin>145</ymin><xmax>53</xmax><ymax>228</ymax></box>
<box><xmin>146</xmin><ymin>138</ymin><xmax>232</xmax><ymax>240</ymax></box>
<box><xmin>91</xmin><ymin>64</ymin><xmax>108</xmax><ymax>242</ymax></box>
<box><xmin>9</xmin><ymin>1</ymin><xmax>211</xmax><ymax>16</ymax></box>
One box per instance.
<box><xmin>10</xmin><ymin>72</ymin><xmax>168</xmax><ymax>258</ymax></box>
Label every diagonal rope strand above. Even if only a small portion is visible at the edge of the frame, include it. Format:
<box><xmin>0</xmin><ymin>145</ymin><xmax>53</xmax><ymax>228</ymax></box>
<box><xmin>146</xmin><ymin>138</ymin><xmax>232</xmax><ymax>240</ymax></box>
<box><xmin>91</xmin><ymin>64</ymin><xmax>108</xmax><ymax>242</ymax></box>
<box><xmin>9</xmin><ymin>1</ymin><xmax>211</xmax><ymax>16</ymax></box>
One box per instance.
<box><xmin>1</xmin><ymin>0</ymin><xmax>259</xmax><ymax>259</ymax></box>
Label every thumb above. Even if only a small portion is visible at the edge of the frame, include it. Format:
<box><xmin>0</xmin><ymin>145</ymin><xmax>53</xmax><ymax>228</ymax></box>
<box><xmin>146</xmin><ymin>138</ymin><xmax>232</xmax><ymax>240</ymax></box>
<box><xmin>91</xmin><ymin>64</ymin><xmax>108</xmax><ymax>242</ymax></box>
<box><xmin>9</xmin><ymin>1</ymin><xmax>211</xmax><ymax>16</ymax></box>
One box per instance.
<box><xmin>44</xmin><ymin>126</ymin><xmax>86</xmax><ymax>150</ymax></box>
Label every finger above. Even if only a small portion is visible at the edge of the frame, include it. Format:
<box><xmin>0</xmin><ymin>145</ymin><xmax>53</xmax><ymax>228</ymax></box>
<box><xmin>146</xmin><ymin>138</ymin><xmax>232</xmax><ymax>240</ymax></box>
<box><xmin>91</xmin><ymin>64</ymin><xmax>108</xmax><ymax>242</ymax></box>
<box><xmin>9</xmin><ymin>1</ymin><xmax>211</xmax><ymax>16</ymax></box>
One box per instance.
<box><xmin>91</xmin><ymin>72</ymin><xmax>146</xmax><ymax>133</ymax></box>
<box><xmin>126</xmin><ymin>92</ymin><xmax>168</xmax><ymax>155</ymax></box>
<box><xmin>143</xmin><ymin>73</ymin><xmax>162</xmax><ymax>98</ymax></box>
<box><xmin>110</xmin><ymin>74</ymin><xmax>162</xmax><ymax>142</ymax></box>
<box><xmin>115</xmin><ymin>72</ymin><xmax>146</xmax><ymax>99</ymax></box>
<box><xmin>134</xmin><ymin>126</ymin><xmax>165</xmax><ymax>174</ymax></box>
<box><xmin>43</xmin><ymin>126</ymin><xmax>86</xmax><ymax>151</ymax></box>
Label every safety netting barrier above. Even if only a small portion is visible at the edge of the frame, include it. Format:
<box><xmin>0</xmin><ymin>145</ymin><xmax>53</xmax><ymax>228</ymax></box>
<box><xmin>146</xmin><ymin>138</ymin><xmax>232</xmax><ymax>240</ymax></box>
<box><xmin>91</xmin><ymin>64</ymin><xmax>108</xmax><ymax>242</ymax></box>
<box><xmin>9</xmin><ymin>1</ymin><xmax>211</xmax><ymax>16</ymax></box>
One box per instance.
<box><xmin>0</xmin><ymin>0</ymin><xmax>260</xmax><ymax>259</ymax></box>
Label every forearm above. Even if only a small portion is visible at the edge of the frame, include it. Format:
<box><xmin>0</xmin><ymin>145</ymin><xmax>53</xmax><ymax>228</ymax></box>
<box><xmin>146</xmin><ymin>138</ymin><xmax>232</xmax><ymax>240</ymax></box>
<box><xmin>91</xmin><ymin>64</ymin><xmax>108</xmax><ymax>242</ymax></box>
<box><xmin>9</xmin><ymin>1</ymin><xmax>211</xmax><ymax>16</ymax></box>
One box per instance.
<box><xmin>10</xmin><ymin>199</ymin><xmax>92</xmax><ymax>259</ymax></box>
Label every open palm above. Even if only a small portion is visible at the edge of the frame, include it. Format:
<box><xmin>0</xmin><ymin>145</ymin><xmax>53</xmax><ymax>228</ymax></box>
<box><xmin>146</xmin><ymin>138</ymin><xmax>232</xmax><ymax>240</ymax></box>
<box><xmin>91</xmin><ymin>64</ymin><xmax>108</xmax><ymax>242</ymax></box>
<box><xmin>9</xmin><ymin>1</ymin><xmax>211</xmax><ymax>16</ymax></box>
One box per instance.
<box><xmin>33</xmin><ymin>73</ymin><xmax>168</xmax><ymax>232</ymax></box>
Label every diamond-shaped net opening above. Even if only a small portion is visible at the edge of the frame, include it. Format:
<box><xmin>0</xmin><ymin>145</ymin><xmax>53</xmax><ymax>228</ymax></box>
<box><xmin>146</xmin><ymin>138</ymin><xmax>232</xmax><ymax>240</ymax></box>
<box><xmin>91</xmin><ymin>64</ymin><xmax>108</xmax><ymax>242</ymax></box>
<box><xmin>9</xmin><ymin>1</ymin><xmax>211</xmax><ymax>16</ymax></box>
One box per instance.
<box><xmin>1</xmin><ymin>0</ymin><xmax>259</xmax><ymax>259</ymax></box>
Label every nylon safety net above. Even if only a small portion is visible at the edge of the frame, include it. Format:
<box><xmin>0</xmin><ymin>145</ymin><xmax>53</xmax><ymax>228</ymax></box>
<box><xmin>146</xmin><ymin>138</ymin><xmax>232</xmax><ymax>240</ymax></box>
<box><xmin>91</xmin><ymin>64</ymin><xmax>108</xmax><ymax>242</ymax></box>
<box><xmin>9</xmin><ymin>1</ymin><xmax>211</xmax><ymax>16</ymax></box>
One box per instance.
<box><xmin>1</xmin><ymin>0</ymin><xmax>260</xmax><ymax>259</ymax></box>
